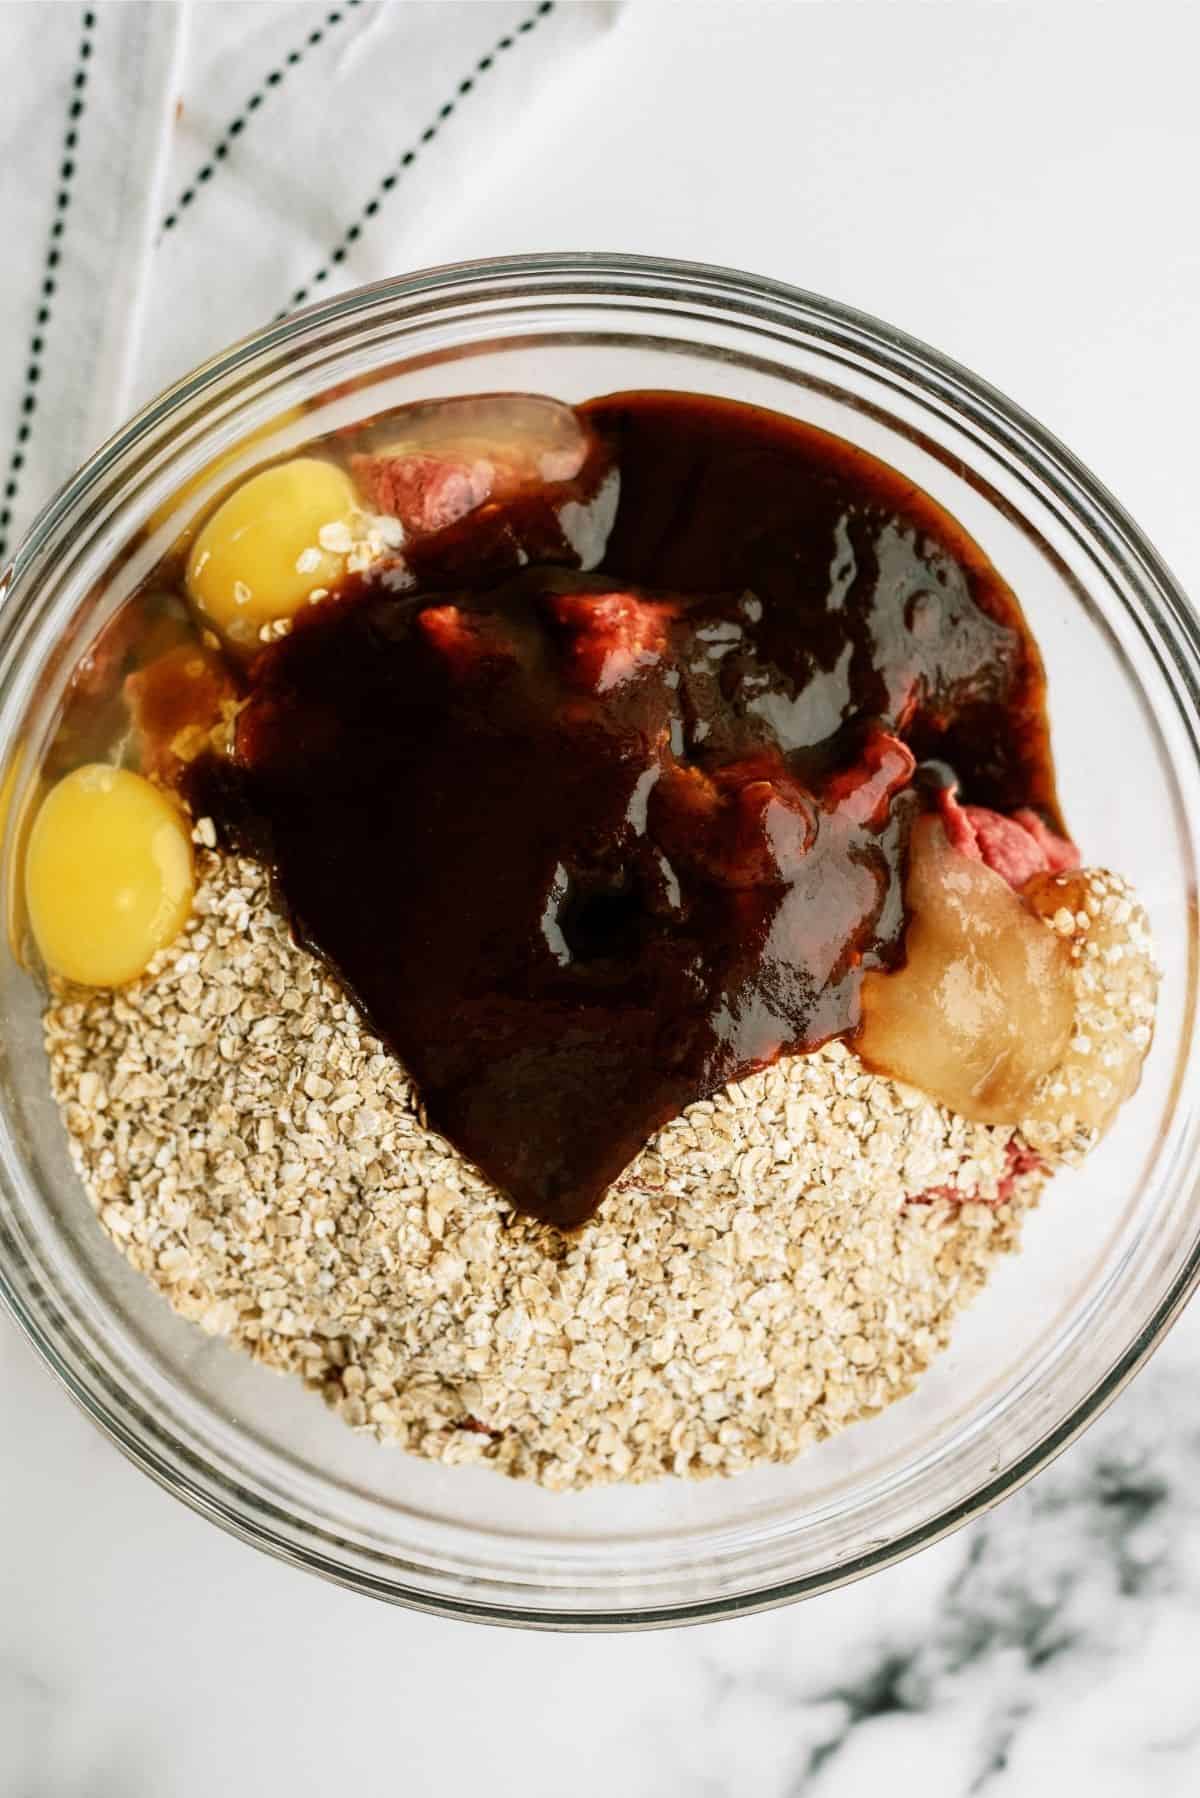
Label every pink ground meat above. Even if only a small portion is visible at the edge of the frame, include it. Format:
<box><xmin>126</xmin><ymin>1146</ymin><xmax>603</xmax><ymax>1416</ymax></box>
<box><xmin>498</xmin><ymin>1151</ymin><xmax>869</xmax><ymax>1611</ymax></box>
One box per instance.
<box><xmin>936</xmin><ymin>786</ymin><xmax>1079</xmax><ymax>890</ymax></box>
<box><xmin>911</xmin><ymin>1139</ymin><xmax>1044</xmax><ymax>1209</ymax></box>
<box><xmin>352</xmin><ymin>453</ymin><xmax>495</xmax><ymax>535</ymax></box>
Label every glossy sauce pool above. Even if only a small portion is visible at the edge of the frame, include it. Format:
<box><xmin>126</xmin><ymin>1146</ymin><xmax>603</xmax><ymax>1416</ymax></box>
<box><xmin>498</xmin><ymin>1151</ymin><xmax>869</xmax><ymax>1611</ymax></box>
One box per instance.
<box><xmin>191</xmin><ymin>392</ymin><xmax>1062</xmax><ymax>1228</ymax></box>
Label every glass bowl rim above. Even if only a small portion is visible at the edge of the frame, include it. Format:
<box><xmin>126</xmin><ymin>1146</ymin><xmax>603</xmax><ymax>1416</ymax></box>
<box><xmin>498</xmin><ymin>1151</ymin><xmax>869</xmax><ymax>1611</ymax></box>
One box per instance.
<box><xmin>2</xmin><ymin>250</ymin><xmax>1199</xmax><ymax>1630</ymax></box>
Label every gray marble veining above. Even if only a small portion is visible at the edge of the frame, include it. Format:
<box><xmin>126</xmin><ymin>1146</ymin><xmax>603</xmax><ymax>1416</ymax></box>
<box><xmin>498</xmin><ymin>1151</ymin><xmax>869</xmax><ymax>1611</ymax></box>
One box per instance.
<box><xmin>5</xmin><ymin>1307</ymin><xmax>1200</xmax><ymax>1796</ymax></box>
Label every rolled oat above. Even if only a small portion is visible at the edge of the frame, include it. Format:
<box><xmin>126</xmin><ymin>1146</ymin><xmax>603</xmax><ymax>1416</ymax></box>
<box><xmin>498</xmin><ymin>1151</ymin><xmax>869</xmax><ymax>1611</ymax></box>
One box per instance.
<box><xmin>43</xmin><ymin>849</ymin><xmax>1052</xmax><ymax>1488</ymax></box>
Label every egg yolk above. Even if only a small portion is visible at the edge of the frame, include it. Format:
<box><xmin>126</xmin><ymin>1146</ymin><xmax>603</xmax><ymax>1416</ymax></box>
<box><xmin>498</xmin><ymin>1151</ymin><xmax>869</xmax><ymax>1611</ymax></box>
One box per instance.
<box><xmin>25</xmin><ymin>765</ymin><xmax>194</xmax><ymax>986</ymax></box>
<box><xmin>185</xmin><ymin>458</ymin><xmax>358</xmax><ymax>644</ymax></box>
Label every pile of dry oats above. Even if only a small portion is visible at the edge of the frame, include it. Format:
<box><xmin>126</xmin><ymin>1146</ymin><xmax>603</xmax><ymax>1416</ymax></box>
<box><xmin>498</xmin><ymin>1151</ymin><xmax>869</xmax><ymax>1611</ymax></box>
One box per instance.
<box><xmin>41</xmin><ymin>848</ymin><xmax>1150</xmax><ymax>1490</ymax></box>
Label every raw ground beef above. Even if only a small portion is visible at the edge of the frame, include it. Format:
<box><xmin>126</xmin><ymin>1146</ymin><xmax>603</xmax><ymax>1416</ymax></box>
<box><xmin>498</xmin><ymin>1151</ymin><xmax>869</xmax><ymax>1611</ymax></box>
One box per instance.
<box><xmin>937</xmin><ymin>786</ymin><xmax>1079</xmax><ymax>890</ymax></box>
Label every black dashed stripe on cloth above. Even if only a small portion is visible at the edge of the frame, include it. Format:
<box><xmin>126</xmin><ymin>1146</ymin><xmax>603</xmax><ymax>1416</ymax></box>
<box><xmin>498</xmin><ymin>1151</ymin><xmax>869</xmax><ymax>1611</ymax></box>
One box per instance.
<box><xmin>161</xmin><ymin>0</ymin><xmax>363</xmax><ymax>234</ymax></box>
<box><xmin>279</xmin><ymin>0</ymin><xmax>555</xmax><ymax>317</ymax></box>
<box><xmin>0</xmin><ymin>7</ymin><xmax>95</xmax><ymax>564</ymax></box>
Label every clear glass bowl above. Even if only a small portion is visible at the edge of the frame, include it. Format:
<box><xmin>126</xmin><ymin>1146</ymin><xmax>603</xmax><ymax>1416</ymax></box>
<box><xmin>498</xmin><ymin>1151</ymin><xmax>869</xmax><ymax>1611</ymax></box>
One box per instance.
<box><xmin>1</xmin><ymin>254</ymin><xmax>1198</xmax><ymax>1630</ymax></box>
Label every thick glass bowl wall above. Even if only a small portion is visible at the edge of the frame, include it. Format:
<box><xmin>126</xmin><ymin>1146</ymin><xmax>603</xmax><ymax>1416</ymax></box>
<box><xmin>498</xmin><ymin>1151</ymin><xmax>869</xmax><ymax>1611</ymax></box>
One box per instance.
<box><xmin>0</xmin><ymin>255</ymin><xmax>1197</xmax><ymax>1628</ymax></box>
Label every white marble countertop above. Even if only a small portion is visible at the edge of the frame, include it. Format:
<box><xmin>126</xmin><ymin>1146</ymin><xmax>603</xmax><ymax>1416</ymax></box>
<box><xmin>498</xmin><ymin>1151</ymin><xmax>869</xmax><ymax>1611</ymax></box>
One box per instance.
<box><xmin>4</xmin><ymin>5</ymin><xmax>1200</xmax><ymax>1793</ymax></box>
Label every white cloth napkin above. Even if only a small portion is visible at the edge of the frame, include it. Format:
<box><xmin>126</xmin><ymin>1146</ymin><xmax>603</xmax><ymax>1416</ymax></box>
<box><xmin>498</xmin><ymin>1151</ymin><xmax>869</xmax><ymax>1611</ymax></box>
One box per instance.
<box><xmin>0</xmin><ymin>0</ymin><xmax>620</xmax><ymax>565</ymax></box>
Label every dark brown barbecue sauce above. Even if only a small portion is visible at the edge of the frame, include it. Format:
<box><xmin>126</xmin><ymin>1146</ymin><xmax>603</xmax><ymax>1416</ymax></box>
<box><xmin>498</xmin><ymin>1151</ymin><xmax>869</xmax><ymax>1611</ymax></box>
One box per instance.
<box><xmin>189</xmin><ymin>392</ymin><xmax>1061</xmax><ymax>1229</ymax></box>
